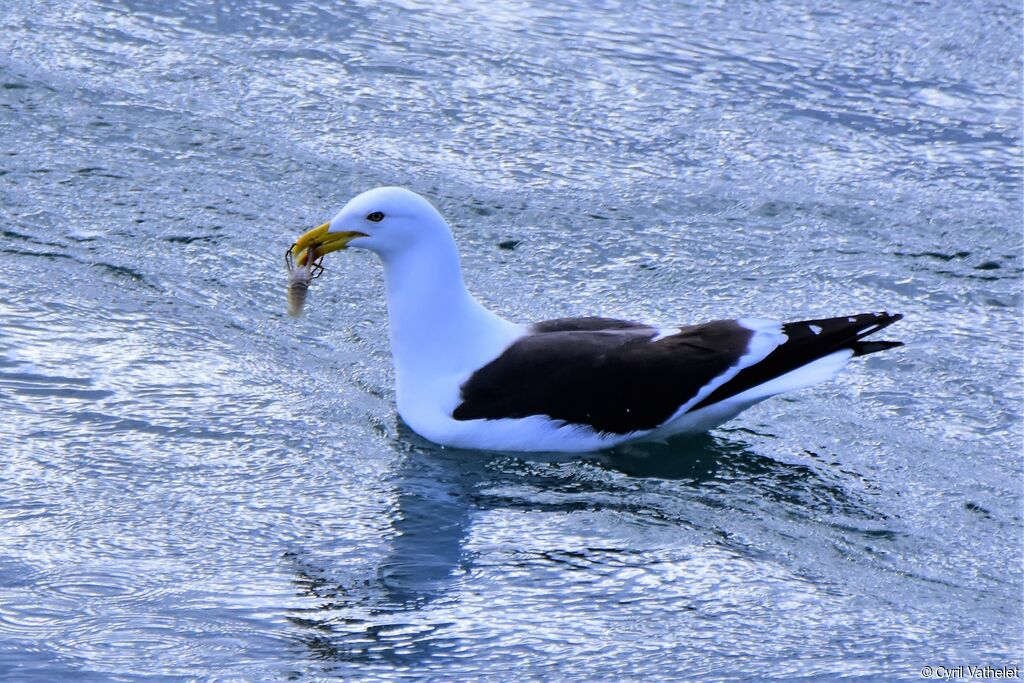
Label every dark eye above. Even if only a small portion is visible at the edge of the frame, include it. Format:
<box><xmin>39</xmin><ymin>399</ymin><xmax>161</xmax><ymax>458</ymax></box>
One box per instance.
<box><xmin>366</xmin><ymin>211</ymin><xmax>384</xmax><ymax>222</ymax></box>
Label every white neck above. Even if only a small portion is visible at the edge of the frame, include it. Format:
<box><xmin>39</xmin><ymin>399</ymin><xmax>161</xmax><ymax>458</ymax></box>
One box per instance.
<box><xmin>378</xmin><ymin>233</ymin><xmax>521</xmax><ymax>392</ymax></box>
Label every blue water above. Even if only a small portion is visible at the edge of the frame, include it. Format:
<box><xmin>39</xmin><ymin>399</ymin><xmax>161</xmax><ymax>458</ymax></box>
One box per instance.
<box><xmin>1</xmin><ymin>0</ymin><xmax>1021</xmax><ymax>680</ymax></box>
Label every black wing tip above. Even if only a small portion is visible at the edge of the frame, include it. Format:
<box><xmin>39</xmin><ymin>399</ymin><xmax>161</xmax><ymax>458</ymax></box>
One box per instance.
<box><xmin>862</xmin><ymin>311</ymin><xmax>901</xmax><ymax>332</ymax></box>
<box><xmin>850</xmin><ymin>312</ymin><xmax>903</xmax><ymax>356</ymax></box>
<box><xmin>851</xmin><ymin>339</ymin><xmax>904</xmax><ymax>357</ymax></box>
<box><xmin>859</xmin><ymin>311</ymin><xmax>902</xmax><ymax>325</ymax></box>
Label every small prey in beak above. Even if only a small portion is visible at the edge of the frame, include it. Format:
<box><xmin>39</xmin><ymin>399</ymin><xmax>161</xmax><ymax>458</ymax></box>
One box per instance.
<box><xmin>285</xmin><ymin>222</ymin><xmax>367</xmax><ymax>316</ymax></box>
<box><xmin>284</xmin><ymin>244</ymin><xmax>323</xmax><ymax>317</ymax></box>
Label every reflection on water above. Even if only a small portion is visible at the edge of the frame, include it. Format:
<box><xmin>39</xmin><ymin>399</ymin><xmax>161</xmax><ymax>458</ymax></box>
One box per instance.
<box><xmin>286</xmin><ymin>442</ymin><xmax>476</xmax><ymax>667</ymax></box>
<box><xmin>285</xmin><ymin>428</ymin><xmax>892</xmax><ymax>669</ymax></box>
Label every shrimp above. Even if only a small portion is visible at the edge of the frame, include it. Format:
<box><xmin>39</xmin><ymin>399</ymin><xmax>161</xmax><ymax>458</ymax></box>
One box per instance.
<box><xmin>284</xmin><ymin>244</ymin><xmax>325</xmax><ymax>316</ymax></box>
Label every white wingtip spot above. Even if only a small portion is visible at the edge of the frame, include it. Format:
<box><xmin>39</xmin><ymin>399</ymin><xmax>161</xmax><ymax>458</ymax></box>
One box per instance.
<box><xmin>650</xmin><ymin>327</ymin><xmax>679</xmax><ymax>343</ymax></box>
<box><xmin>737</xmin><ymin>318</ymin><xmax>784</xmax><ymax>335</ymax></box>
<box><xmin>809</xmin><ymin>324</ymin><xmax>823</xmax><ymax>335</ymax></box>
<box><xmin>847</xmin><ymin>317</ymin><xmax>857</xmax><ymax>323</ymax></box>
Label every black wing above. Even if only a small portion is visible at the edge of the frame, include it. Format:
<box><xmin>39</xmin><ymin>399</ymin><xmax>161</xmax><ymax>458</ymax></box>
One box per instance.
<box><xmin>454</xmin><ymin>313</ymin><xmax>903</xmax><ymax>434</ymax></box>
<box><xmin>452</xmin><ymin>318</ymin><xmax>755</xmax><ymax>434</ymax></box>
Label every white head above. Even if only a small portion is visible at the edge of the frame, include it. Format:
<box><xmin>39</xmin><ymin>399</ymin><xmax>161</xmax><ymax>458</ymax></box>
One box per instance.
<box><xmin>288</xmin><ymin>186</ymin><xmax>521</xmax><ymax>408</ymax></box>
<box><xmin>291</xmin><ymin>187</ymin><xmax>455</xmax><ymax>265</ymax></box>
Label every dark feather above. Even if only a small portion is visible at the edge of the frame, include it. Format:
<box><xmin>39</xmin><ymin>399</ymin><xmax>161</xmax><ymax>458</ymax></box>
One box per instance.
<box><xmin>530</xmin><ymin>317</ymin><xmax>652</xmax><ymax>333</ymax></box>
<box><xmin>453</xmin><ymin>318</ymin><xmax>753</xmax><ymax>434</ymax></box>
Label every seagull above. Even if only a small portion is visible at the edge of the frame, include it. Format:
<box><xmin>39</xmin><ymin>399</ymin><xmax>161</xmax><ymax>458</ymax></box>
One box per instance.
<box><xmin>290</xmin><ymin>187</ymin><xmax>903</xmax><ymax>453</ymax></box>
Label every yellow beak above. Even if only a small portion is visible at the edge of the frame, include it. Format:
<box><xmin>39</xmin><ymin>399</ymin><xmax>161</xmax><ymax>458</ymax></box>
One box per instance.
<box><xmin>291</xmin><ymin>223</ymin><xmax>368</xmax><ymax>265</ymax></box>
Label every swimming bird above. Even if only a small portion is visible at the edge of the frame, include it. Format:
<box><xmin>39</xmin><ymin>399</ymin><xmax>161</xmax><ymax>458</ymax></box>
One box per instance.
<box><xmin>290</xmin><ymin>187</ymin><xmax>902</xmax><ymax>453</ymax></box>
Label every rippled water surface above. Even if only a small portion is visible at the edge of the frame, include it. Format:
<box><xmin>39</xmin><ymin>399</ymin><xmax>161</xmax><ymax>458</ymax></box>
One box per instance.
<box><xmin>1</xmin><ymin>0</ymin><xmax>1021</xmax><ymax>680</ymax></box>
